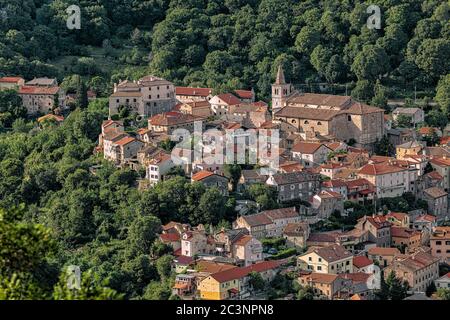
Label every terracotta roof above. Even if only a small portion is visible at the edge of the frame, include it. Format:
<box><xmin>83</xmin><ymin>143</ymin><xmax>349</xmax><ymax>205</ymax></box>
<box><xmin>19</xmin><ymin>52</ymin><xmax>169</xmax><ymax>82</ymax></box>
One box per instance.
<box><xmin>322</xmin><ymin>179</ymin><xmax>347</xmax><ymax>188</ymax></box>
<box><xmin>210</xmin><ymin>260</ymin><xmax>280</xmax><ymax>283</ymax></box>
<box><xmin>216</xmin><ymin>93</ymin><xmax>241</xmax><ymax>106</ymax></box>
<box><xmin>233</xmin><ymin>235</ymin><xmax>253</xmax><ymax>246</ymax></box>
<box><xmin>423</xmin><ymin>187</ymin><xmax>448</xmax><ymax>198</ymax></box>
<box><xmin>350</xmin><ymin>294</ymin><xmax>366</xmax><ymax>300</ymax></box>
<box><xmin>418</xmin><ymin>127</ymin><xmax>437</xmax><ymax>135</ymax></box>
<box><xmin>358</xmin><ymin>163</ymin><xmax>406</xmax><ymax>175</ymax></box>
<box><xmin>339</xmin><ymin>272</ymin><xmax>370</xmax><ymax>283</ymax></box>
<box><xmin>149</xmin><ymin>111</ymin><xmax>203</xmax><ymax>126</ymax></box>
<box><xmin>317</xmin><ymin>190</ymin><xmax>342</xmax><ymax>199</ymax></box>
<box><xmin>234</xmin><ymin>89</ymin><xmax>253</xmax><ymax>100</ymax></box>
<box><xmin>424</xmin><ymin>171</ymin><xmax>443</xmax><ymax>180</ymax></box>
<box><xmin>137</xmin><ymin>128</ymin><xmax>150</xmax><ymax>135</ymax></box>
<box><xmin>176</xmin><ymin>86</ymin><xmax>212</xmax><ymax>97</ymax></box>
<box><xmin>429</xmin><ymin>156</ymin><xmax>450</xmax><ymax>167</ymax></box>
<box><xmin>279</xmin><ymin>162</ymin><xmax>304</xmax><ymax>173</ymax></box>
<box><xmin>103</xmin><ymin>129</ymin><xmax>127</xmax><ymax>142</ymax></box>
<box><xmin>292</xmin><ymin>142</ymin><xmax>327</xmax><ymax>154</ymax></box>
<box><xmin>393</xmin><ymin>251</ymin><xmax>440</xmax><ymax>272</ymax></box>
<box><xmin>359</xmin><ymin>216</ymin><xmax>391</xmax><ymax>230</ymax></box>
<box><xmin>353</xmin><ymin>256</ymin><xmax>373</xmax><ymax>269</ymax></box>
<box><xmin>191</xmin><ymin>170</ymin><xmax>215</xmax><ymax>181</ymax></box>
<box><xmin>160</xmin><ymin>233</ymin><xmax>180</xmax><ymax>242</ymax></box>
<box><xmin>195</xmin><ymin>261</ymin><xmax>237</xmax><ymax>274</ymax></box>
<box><xmin>18</xmin><ymin>85</ymin><xmax>59</xmax><ymax>95</ymax></box>
<box><xmin>173</xmin><ymin>255</ymin><xmax>193</xmax><ymax>265</ymax></box>
<box><xmin>299</xmin><ymin>272</ymin><xmax>339</xmax><ymax>284</ymax></box>
<box><xmin>368</xmin><ymin>247</ymin><xmax>400</xmax><ymax>256</ymax></box>
<box><xmin>307</xmin><ymin>231</ymin><xmax>340</xmax><ymax>243</ymax></box>
<box><xmin>345</xmin><ymin>178</ymin><xmax>372</xmax><ymax>189</ymax></box>
<box><xmin>0</xmin><ymin>76</ymin><xmax>23</xmax><ymax>83</ymax></box>
<box><xmin>110</xmin><ymin>91</ymin><xmax>141</xmax><ymax>97</ymax></box>
<box><xmin>306</xmin><ymin>244</ymin><xmax>352</xmax><ymax>263</ymax></box>
<box><xmin>262</xmin><ymin>207</ymin><xmax>299</xmax><ymax>220</ymax></box>
<box><xmin>241</xmin><ymin>213</ymin><xmax>273</xmax><ymax>227</ymax></box>
<box><xmin>414</xmin><ymin>214</ymin><xmax>436</xmax><ymax>223</ymax></box>
<box><xmin>386</xmin><ymin>212</ymin><xmax>407</xmax><ymax>221</ymax></box>
<box><xmin>148</xmin><ymin>152</ymin><xmax>172</xmax><ymax>165</ymax></box>
<box><xmin>283</xmin><ymin>223</ymin><xmax>308</xmax><ymax>236</ymax></box>
<box><xmin>275</xmin><ymin>107</ymin><xmax>341</xmax><ymax>121</ymax></box>
<box><xmin>114</xmin><ymin>136</ymin><xmax>137</xmax><ymax>146</ymax></box>
<box><xmin>287</xmin><ymin>93</ymin><xmax>352</xmax><ymax>108</ymax></box>
<box><xmin>391</xmin><ymin>227</ymin><xmax>420</xmax><ymax>239</ymax></box>
<box><xmin>103</xmin><ymin>119</ymin><xmax>123</xmax><ymax>128</ymax></box>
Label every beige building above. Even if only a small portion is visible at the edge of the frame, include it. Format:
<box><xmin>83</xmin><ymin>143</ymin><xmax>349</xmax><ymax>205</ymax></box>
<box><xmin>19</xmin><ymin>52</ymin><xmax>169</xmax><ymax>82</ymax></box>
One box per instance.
<box><xmin>283</xmin><ymin>222</ymin><xmax>310</xmax><ymax>249</ymax></box>
<box><xmin>0</xmin><ymin>76</ymin><xmax>24</xmax><ymax>90</ymax></box>
<box><xmin>272</xmin><ymin>69</ymin><xmax>384</xmax><ymax>148</ymax></box>
<box><xmin>179</xmin><ymin>100</ymin><xmax>211</xmax><ymax>117</ymax></box>
<box><xmin>18</xmin><ymin>85</ymin><xmax>62</xmax><ymax>115</ymax></box>
<box><xmin>109</xmin><ymin>76</ymin><xmax>176</xmax><ymax>117</ymax></box>
<box><xmin>297</xmin><ymin>273</ymin><xmax>352</xmax><ymax>300</ymax></box>
<box><xmin>311</xmin><ymin>190</ymin><xmax>344</xmax><ymax>219</ymax></box>
<box><xmin>148</xmin><ymin>111</ymin><xmax>204</xmax><ymax>135</ymax></box>
<box><xmin>423</xmin><ymin>187</ymin><xmax>448</xmax><ymax>219</ymax></box>
<box><xmin>232</xmin><ymin>235</ymin><xmax>263</xmax><ymax>266</ymax></box>
<box><xmin>368</xmin><ymin>247</ymin><xmax>400</xmax><ymax>268</ymax></box>
<box><xmin>357</xmin><ymin>161</ymin><xmax>418</xmax><ymax>198</ymax></box>
<box><xmin>396</xmin><ymin>141</ymin><xmax>423</xmax><ymax>160</ymax></box>
<box><xmin>354</xmin><ymin>216</ymin><xmax>391</xmax><ymax>248</ymax></box>
<box><xmin>430</xmin><ymin>227</ymin><xmax>450</xmax><ymax>263</ymax></box>
<box><xmin>392</xmin><ymin>107</ymin><xmax>425</xmax><ymax>125</ymax></box>
<box><xmin>209</xmin><ymin>93</ymin><xmax>241</xmax><ymax>115</ymax></box>
<box><xmin>291</xmin><ymin>142</ymin><xmax>331</xmax><ymax>167</ymax></box>
<box><xmin>429</xmin><ymin>156</ymin><xmax>450</xmax><ymax>191</ymax></box>
<box><xmin>390</xmin><ymin>227</ymin><xmax>422</xmax><ymax>252</ymax></box>
<box><xmin>233</xmin><ymin>207</ymin><xmax>301</xmax><ymax>239</ymax></box>
<box><xmin>384</xmin><ymin>250</ymin><xmax>440</xmax><ymax>292</ymax></box>
<box><xmin>297</xmin><ymin>244</ymin><xmax>354</xmax><ymax>274</ymax></box>
<box><xmin>175</xmin><ymin>86</ymin><xmax>213</xmax><ymax>103</ymax></box>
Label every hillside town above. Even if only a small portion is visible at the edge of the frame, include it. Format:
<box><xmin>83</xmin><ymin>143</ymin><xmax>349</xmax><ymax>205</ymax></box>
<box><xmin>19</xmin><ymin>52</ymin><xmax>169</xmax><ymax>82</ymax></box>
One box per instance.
<box><xmin>2</xmin><ymin>64</ymin><xmax>449</xmax><ymax>301</ymax></box>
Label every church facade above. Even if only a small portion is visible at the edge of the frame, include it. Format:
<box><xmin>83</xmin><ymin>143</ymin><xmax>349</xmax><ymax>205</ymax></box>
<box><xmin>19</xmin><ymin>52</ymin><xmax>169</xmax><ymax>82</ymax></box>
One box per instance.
<box><xmin>271</xmin><ymin>66</ymin><xmax>384</xmax><ymax>148</ymax></box>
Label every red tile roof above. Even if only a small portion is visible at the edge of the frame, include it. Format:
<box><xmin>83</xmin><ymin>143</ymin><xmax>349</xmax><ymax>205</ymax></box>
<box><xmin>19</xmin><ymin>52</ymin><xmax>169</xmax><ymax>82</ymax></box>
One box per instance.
<box><xmin>368</xmin><ymin>247</ymin><xmax>400</xmax><ymax>256</ymax></box>
<box><xmin>306</xmin><ymin>244</ymin><xmax>353</xmax><ymax>262</ymax></box>
<box><xmin>191</xmin><ymin>170</ymin><xmax>215</xmax><ymax>181</ymax></box>
<box><xmin>217</xmin><ymin>93</ymin><xmax>241</xmax><ymax>106</ymax></box>
<box><xmin>353</xmin><ymin>256</ymin><xmax>373</xmax><ymax>269</ymax></box>
<box><xmin>358</xmin><ymin>163</ymin><xmax>406</xmax><ymax>175</ymax></box>
<box><xmin>425</xmin><ymin>171</ymin><xmax>443</xmax><ymax>180</ymax></box>
<box><xmin>234</xmin><ymin>89</ymin><xmax>253</xmax><ymax>100</ymax></box>
<box><xmin>18</xmin><ymin>85</ymin><xmax>59</xmax><ymax>95</ymax></box>
<box><xmin>299</xmin><ymin>272</ymin><xmax>339</xmax><ymax>284</ymax></box>
<box><xmin>115</xmin><ymin>136</ymin><xmax>136</xmax><ymax>146</ymax></box>
<box><xmin>176</xmin><ymin>86</ymin><xmax>212</xmax><ymax>97</ymax></box>
<box><xmin>430</xmin><ymin>157</ymin><xmax>450</xmax><ymax>167</ymax></box>
<box><xmin>149</xmin><ymin>111</ymin><xmax>203</xmax><ymax>126</ymax></box>
<box><xmin>292</xmin><ymin>142</ymin><xmax>327</xmax><ymax>154</ymax></box>
<box><xmin>211</xmin><ymin>260</ymin><xmax>280</xmax><ymax>283</ymax></box>
<box><xmin>160</xmin><ymin>233</ymin><xmax>180</xmax><ymax>242</ymax></box>
<box><xmin>0</xmin><ymin>76</ymin><xmax>23</xmax><ymax>83</ymax></box>
<box><xmin>339</xmin><ymin>272</ymin><xmax>370</xmax><ymax>283</ymax></box>
<box><xmin>391</xmin><ymin>226</ymin><xmax>421</xmax><ymax>239</ymax></box>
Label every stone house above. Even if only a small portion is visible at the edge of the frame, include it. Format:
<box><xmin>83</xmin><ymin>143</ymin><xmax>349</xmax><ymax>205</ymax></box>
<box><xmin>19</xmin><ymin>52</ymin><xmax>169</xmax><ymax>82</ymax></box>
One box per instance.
<box><xmin>109</xmin><ymin>76</ymin><xmax>176</xmax><ymax>117</ymax></box>
<box><xmin>265</xmin><ymin>171</ymin><xmax>320</xmax><ymax>203</ymax></box>
<box><xmin>392</xmin><ymin>107</ymin><xmax>425</xmax><ymax>126</ymax></box>
<box><xmin>423</xmin><ymin>187</ymin><xmax>448</xmax><ymax>219</ymax></box>
<box><xmin>282</xmin><ymin>222</ymin><xmax>310</xmax><ymax>249</ymax></box>
<box><xmin>354</xmin><ymin>216</ymin><xmax>391</xmax><ymax>248</ymax></box>
<box><xmin>0</xmin><ymin>76</ymin><xmax>25</xmax><ymax>90</ymax></box>
<box><xmin>191</xmin><ymin>170</ymin><xmax>229</xmax><ymax>196</ymax></box>
<box><xmin>175</xmin><ymin>86</ymin><xmax>213</xmax><ymax>103</ymax></box>
<box><xmin>209</xmin><ymin>93</ymin><xmax>241</xmax><ymax>116</ymax></box>
<box><xmin>383</xmin><ymin>250</ymin><xmax>440</xmax><ymax>292</ymax></box>
<box><xmin>291</xmin><ymin>142</ymin><xmax>332</xmax><ymax>167</ymax></box>
<box><xmin>233</xmin><ymin>207</ymin><xmax>301</xmax><ymax>239</ymax></box>
<box><xmin>311</xmin><ymin>190</ymin><xmax>344</xmax><ymax>219</ymax></box>
<box><xmin>297</xmin><ymin>244</ymin><xmax>354</xmax><ymax>274</ymax></box>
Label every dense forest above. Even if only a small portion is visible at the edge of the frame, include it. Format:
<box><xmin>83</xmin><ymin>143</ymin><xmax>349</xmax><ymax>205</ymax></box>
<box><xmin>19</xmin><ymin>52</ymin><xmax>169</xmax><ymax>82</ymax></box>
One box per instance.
<box><xmin>0</xmin><ymin>0</ymin><xmax>450</xmax><ymax>300</ymax></box>
<box><xmin>0</xmin><ymin>0</ymin><xmax>449</xmax><ymax>100</ymax></box>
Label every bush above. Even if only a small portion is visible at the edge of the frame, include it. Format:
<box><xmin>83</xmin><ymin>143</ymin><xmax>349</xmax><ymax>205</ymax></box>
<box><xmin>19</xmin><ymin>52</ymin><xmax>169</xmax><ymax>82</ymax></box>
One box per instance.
<box><xmin>266</xmin><ymin>248</ymin><xmax>297</xmax><ymax>260</ymax></box>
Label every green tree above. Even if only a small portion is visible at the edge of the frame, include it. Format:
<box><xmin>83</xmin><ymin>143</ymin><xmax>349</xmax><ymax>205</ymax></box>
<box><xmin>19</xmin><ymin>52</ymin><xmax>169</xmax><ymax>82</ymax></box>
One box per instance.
<box><xmin>53</xmin><ymin>269</ymin><xmax>122</xmax><ymax>300</ymax></box>
<box><xmin>248</xmin><ymin>271</ymin><xmax>265</xmax><ymax>292</ymax></box>
<box><xmin>396</xmin><ymin>114</ymin><xmax>413</xmax><ymax>128</ymax></box>
<box><xmin>436</xmin><ymin>288</ymin><xmax>450</xmax><ymax>300</ymax></box>
<box><xmin>436</xmin><ymin>74</ymin><xmax>450</xmax><ymax>115</ymax></box>
<box><xmin>223</xmin><ymin>164</ymin><xmax>241</xmax><ymax>192</ymax></box>
<box><xmin>385</xmin><ymin>271</ymin><xmax>409</xmax><ymax>300</ymax></box>
<box><xmin>297</xmin><ymin>286</ymin><xmax>314</xmax><ymax>300</ymax></box>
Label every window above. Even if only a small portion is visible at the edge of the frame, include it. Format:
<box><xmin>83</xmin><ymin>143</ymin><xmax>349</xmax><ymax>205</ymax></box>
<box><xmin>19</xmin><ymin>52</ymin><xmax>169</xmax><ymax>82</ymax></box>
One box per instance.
<box><xmin>317</xmin><ymin>122</ymin><xmax>322</xmax><ymax>125</ymax></box>
<box><xmin>308</xmin><ymin>257</ymin><xmax>312</xmax><ymax>261</ymax></box>
<box><xmin>304</xmin><ymin>120</ymin><xmax>309</xmax><ymax>124</ymax></box>
<box><xmin>318</xmin><ymin>258</ymin><xmax>322</xmax><ymax>262</ymax></box>
<box><xmin>317</xmin><ymin>266</ymin><xmax>322</xmax><ymax>271</ymax></box>
<box><xmin>116</xmin><ymin>99</ymin><xmax>119</xmax><ymax>103</ymax></box>
<box><xmin>436</xmin><ymin>241</ymin><xmax>442</xmax><ymax>245</ymax></box>
<box><xmin>348</xmin><ymin>115</ymin><xmax>351</xmax><ymax>121</ymax></box>
<box><xmin>133</xmin><ymin>99</ymin><xmax>136</xmax><ymax>102</ymax></box>
<box><xmin>149</xmin><ymin>95</ymin><xmax>152</xmax><ymax>99</ymax></box>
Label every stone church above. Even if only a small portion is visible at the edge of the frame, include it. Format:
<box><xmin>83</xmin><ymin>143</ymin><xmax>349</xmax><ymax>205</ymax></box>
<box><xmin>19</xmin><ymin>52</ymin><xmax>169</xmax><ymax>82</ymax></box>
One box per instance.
<box><xmin>271</xmin><ymin>65</ymin><xmax>385</xmax><ymax>149</ymax></box>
